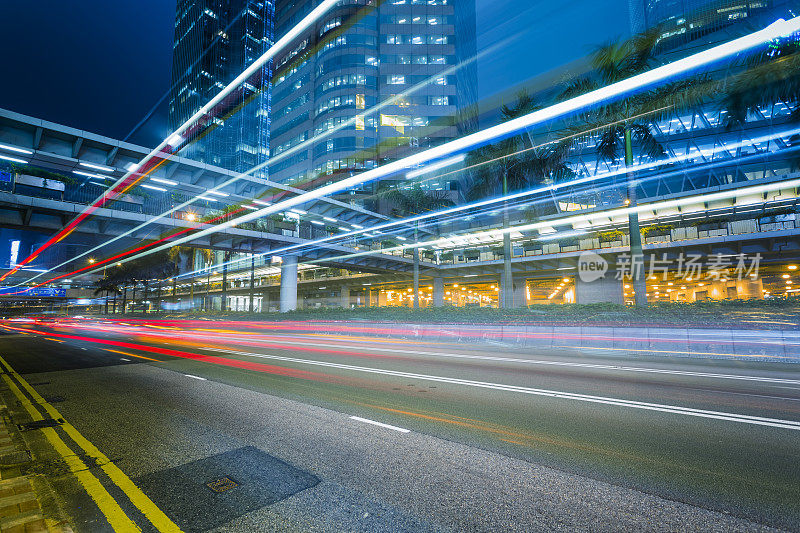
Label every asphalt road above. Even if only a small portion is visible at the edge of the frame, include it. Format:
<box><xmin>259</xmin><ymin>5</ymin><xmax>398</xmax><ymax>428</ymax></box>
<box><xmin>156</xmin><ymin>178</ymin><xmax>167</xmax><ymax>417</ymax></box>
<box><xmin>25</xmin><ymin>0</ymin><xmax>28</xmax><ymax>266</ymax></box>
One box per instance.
<box><xmin>0</xmin><ymin>318</ymin><xmax>798</xmax><ymax>532</ymax></box>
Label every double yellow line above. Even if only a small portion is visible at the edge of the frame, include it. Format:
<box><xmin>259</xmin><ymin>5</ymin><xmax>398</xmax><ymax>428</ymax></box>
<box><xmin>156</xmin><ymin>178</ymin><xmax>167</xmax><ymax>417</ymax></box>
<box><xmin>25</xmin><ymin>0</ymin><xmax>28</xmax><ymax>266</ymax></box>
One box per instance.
<box><xmin>0</xmin><ymin>355</ymin><xmax>182</xmax><ymax>532</ymax></box>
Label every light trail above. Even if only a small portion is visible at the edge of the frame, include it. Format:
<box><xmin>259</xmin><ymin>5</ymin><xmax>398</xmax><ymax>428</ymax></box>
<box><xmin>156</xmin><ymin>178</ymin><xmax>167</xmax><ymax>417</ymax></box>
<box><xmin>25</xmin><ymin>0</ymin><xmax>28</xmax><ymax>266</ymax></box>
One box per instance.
<box><xmin>0</xmin><ymin>0</ymin><xmax>342</xmax><ymax>283</ymax></box>
<box><xmin>330</xmin><ymin>174</ymin><xmax>800</xmax><ymax>262</ymax></box>
<box><xmin>14</xmin><ymin>40</ymin><xmax>504</xmax><ymax>289</ymax></box>
<box><xmin>73</xmin><ymin>17</ymin><xmax>800</xmax><ymax>273</ymax></box>
<box><xmin>166</xmin><ymin>126</ymin><xmax>800</xmax><ymax>282</ymax></box>
<box><xmin>207</xmin><ymin>347</ymin><xmax>800</xmax><ymax>431</ymax></box>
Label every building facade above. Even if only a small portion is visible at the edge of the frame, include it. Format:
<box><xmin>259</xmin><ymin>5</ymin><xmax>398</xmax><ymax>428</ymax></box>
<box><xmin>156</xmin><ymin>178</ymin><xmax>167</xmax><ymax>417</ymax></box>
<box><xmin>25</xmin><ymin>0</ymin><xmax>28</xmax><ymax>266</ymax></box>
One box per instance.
<box><xmin>169</xmin><ymin>0</ymin><xmax>275</xmax><ymax>175</ymax></box>
<box><xmin>628</xmin><ymin>0</ymin><xmax>794</xmax><ymax>50</ymax></box>
<box><xmin>269</xmin><ymin>0</ymin><xmax>478</xmax><ymax>208</ymax></box>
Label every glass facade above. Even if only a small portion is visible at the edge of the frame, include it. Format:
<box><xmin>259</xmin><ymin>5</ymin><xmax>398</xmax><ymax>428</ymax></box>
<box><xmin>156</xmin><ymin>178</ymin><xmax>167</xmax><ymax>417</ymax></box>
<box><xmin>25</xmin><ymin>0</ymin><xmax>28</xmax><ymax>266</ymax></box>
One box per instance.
<box><xmin>169</xmin><ymin>0</ymin><xmax>275</xmax><ymax>175</ymax></box>
<box><xmin>269</xmin><ymin>0</ymin><xmax>478</xmax><ymax>207</ymax></box>
<box><xmin>629</xmin><ymin>0</ymin><xmax>794</xmax><ymax>50</ymax></box>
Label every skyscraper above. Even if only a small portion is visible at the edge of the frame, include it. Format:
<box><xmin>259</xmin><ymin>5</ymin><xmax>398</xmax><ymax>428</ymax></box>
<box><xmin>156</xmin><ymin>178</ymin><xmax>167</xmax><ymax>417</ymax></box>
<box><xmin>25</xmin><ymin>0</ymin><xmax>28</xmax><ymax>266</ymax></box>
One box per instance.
<box><xmin>169</xmin><ymin>0</ymin><xmax>275</xmax><ymax>175</ymax></box>
<box><xmin>269</xmin><ymin>0</ymin><xmax>478</xmax><ymax>208</ymax></box>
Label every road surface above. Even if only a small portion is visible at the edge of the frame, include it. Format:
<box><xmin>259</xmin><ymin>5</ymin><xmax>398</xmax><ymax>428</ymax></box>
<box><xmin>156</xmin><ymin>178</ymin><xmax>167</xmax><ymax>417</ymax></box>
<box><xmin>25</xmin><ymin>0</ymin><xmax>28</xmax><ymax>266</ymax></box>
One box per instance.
<box><xmin>0</xmin><ymin>318</ymin><xmax>797</xmax><ymax>532</ymax></box>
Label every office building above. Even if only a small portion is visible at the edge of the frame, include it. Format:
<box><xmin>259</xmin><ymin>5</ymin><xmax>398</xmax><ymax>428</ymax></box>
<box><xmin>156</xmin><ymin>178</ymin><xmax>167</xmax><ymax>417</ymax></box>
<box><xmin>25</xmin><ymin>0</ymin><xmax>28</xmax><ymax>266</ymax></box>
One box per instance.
<box><xmin>269</xmin><ymin>0</ymin><xmax>478</xmax><ymax>207</ymax></box>
<box><xmin>169</xmin><ymin>0</ymin><xmax>275</xmax><ymax>175</ymax></box>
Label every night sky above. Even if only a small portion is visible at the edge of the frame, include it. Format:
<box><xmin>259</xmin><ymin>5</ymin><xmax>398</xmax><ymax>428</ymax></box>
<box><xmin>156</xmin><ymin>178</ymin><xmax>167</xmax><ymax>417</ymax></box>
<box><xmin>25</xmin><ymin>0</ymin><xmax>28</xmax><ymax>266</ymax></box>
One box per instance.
<box><xmin>0</xmin><ymin>0</ymin><xmax>627</xmax><ymax>147</ymax></box>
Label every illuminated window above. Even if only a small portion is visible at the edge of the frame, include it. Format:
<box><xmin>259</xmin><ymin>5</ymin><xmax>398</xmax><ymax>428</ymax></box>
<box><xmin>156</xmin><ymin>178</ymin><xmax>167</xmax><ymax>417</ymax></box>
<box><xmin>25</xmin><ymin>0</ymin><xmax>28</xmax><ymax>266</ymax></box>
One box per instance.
<box><xmin>356</xmin><ymin>94</ymin><xmax>365</xmax><ymax>109</ymax></box>
<box><xmin>9</xmin><ymin>240</ymin><xmax>20</xmax><ymax>267</ymax></box>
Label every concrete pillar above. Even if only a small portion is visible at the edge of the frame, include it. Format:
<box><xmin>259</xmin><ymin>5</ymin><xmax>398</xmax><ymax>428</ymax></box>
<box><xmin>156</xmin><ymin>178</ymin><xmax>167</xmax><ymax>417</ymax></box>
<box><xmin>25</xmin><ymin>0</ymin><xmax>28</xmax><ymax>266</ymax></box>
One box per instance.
<box><xmin>575</xmin><ymin>274</ymin><xmax>624</xmax><ymax>304</ymax></box>
<box><xmin>262</xmin><ymin>289</ymin><xmax>271</xmax><ymax>313</ymax></box>
<box><xmin>221</xmin><ymin>251</ymin><xmax>230</xmax><ymax>311</ymax></box>
<box><xmin>513</xmin><ymin>277</ymin><xmax>528</xmax><ymax>308</ymax></box>
<box><xmin>366</xmin><ymin>289</ymin><xmax>379</xmax><ymax>307</ymax></box>
<box><xmin>736</xmin><ymin>278</ymin><xmax>763</xmax><ymax>299</ymax></box>
<box><xmin>433</xmin><ymin>277</ymin><xmax>445</xmax><ymax>307</ymax></box>
<box><xmin>500</xmin><ymin>270</ymin><xmax>515</xmax><ymax>309</ymax></box>
<box><xmin>340</xmin><ymin>285</ymin><xmax>350</xmax><ymax>309</ymax></box>
<box><xmin>378</xmin><ymin>290</ymin><xmax>388</xmax><ymax>307</ymax></box>
<box><xmin>249</xmin><ymin>254</ymin><xmax>255</xmax><ymax>312</ymax></box>
<box><xmin>279</xmin><ymin>256</ymin><xmax>298</xmax><ymax>312</ymax></box>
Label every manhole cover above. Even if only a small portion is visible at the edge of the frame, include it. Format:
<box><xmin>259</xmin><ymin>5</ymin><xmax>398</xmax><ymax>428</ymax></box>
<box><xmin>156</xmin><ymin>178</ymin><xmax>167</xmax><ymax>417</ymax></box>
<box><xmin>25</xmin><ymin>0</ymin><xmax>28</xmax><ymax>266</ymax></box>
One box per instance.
<box><xmin>134</xmin><ymin>446</ymin><xmax>320</xmax><ymax>531</ymax></box>
<box><xmin>206</xmin><ymin>476</ymin><xmax>239</xmax><ymax>493</ymax></box>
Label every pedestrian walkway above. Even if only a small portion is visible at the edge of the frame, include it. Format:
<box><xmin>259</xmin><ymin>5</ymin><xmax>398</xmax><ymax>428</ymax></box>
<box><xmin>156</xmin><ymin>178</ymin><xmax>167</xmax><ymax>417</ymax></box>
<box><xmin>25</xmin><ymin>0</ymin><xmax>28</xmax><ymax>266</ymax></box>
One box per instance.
<box><xmin>0</xmin><ymin>409</ymin><xmax>72</xmax><ymax>533</ymax></box>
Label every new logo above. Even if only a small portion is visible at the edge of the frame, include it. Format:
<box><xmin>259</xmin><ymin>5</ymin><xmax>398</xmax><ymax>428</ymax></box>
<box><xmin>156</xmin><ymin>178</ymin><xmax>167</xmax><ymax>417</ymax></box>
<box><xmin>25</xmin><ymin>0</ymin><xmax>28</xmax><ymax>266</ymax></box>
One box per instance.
<box><xmin>578</xmin><ymin>251</ymin><xmax>608</xmax><ymax>282</ymax></box>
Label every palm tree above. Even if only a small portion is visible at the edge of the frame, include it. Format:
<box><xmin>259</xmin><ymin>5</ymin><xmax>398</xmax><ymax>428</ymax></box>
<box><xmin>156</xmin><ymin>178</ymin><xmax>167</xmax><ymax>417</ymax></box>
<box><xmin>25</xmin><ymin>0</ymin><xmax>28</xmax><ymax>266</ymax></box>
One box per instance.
<box><xmin>93</xmin><ymin>276</ymin><xmax>120</xmax><ymax>315</ymax></box>
<box><xmin>556</xmin><ymin>29</ymin><xmax>711</xmax><ymax>305</ymax></box>
<box><xmin>199</xmin><ymin>248</ymin><xmax>214</xmax><ymax>311</ymax></box>
<box><xmin>103</xmin><ymin>251</ymin><xmax>174</xmax><ymax>314</ymax></box>
<box><xmin>465</xmin><ymin>92</ymin><xmax>571</xmax><ymax>308</ymax></box>
<box><xmin>720</xmin><ymin>37</ymin><xmax>800</xmax><ymax>129</ymax></box>
<box><xmin>379</xmin><ymin>184</ymin><xmax>454</xmax><ymax>309</ymax></box>
<box><xmin>167</xmin><ymin>246</ymin><xmax>191</xmax><ymax>302</ymax></box>
<box><xmin>720</xmin><ymin>36</ymin><xmax>800</xmax><ymax>170</ymax></box>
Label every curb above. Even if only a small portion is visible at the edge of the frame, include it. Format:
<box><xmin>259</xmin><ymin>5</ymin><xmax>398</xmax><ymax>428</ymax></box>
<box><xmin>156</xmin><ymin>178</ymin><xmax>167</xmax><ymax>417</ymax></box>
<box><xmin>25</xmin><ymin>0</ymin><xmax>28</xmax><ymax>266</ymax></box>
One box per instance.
<box><xmin>0</xmin><ymin>405</ymin><xmax>73</xmax><ymax>533</ymax></box>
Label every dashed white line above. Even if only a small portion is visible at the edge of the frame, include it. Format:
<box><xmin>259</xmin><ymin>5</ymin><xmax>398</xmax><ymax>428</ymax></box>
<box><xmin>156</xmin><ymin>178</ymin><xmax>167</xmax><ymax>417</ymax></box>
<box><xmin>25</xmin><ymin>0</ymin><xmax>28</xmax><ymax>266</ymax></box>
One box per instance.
<box><xmin>350</xmin><ymin>416</ymin><xmax>410</xmax><ymax>433</ymax></box>
<box><xmin>119</xmin><ymin>358</ymin><xmax>130</xmax><ymax>362</ymax></box>
<box><xmin>183</xmin><ymin>374</ymin><xmax>207</xmax><ymax>381</ymax></box>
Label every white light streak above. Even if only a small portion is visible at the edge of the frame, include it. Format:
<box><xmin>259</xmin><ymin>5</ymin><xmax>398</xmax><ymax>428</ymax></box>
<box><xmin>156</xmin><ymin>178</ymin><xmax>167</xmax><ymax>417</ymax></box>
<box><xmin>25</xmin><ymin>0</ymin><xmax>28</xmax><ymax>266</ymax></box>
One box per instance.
<box><xmin>73</xmin><ymin>170</ymin><xmax>111</xmax><ymax>180</ymax></box>
<box><xmin>79</xmin><ymin>162</ymin><xmax>114</xmax><ymax>172</ymax></box>
<box><xmin>35</xmin><ymin>18</ymin><xmax>800</xmax><ymax>286</ymax></box>
<box><xmin>151</xmin><ymin>178</ymin><xmax>178</xmax><ymax>186</ymax></box>
<box><xmin>406</xmin><ymin>154</ymin><xmax>465</xmax><ymax>179</ymax></box>
<box><xmin>0</xmin><ymin>154</ymin><xmax>28</xmax><ymax>164</ymax></box>
<box><xmin>166</xmin><ymin>134</ymin><xmax>184</xmax><ymax>146</ymax></box>
<box><xmin>106</xmin><ymin>17</ymin><xmax>800</xmax><ymax>267</ymax></box>
<box><xmin>0</xmin><ymin>143</ymin><xmax>33</xmax><ymax>155</ymax></box>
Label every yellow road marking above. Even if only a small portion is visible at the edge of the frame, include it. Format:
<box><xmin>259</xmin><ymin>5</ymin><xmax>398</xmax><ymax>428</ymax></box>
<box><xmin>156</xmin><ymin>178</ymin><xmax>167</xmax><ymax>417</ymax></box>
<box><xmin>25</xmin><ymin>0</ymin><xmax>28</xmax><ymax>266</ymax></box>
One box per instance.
<box><xmin>0</xmin><ymin>355</ymin><xmax>183</xmax><ymax>533</ymax></box>
<box><xmin>43</xmin><ymin>338</ymin><xmax>64</xmax><ymax>343</ymax></box>
<box><xmin>0</xmin><ymin>374</ymin><xmax>140</xmax><ymax>531</ymax></box>
<box><xmin>104</xmin><ymin>349</ymin><xmax>159</xmax><ymax>362</ymax></box>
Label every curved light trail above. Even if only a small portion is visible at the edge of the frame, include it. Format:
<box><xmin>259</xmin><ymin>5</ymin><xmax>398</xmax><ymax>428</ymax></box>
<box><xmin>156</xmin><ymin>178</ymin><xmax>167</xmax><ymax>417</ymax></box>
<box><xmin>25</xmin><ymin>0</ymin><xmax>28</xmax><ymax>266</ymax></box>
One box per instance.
<box><xmin>0</xmin><ymin>0</ymin><xmax>342</xmax><ymax>283</ymax></box>
<box><xmin>72</xmin><ymin>16</ymin><xmax>800</xmax><ymax>273</ymax></box>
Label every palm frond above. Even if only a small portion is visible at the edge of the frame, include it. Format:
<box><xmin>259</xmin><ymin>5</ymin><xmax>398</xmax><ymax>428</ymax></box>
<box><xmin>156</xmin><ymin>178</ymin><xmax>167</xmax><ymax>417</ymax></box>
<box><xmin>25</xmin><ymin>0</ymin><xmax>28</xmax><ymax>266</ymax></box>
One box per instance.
<box><xmin>630</xmin><ymin>123</ymin><xmax>664</xmax><ymax>160</ymax></box>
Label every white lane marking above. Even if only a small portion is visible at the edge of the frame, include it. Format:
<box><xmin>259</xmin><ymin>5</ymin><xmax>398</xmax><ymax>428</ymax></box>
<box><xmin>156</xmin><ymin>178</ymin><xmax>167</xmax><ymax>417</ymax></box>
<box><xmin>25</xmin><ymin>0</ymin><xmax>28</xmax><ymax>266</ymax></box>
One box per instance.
<box><xmin>207</xmin><ymin>347</ymin><xmax>800</xmax><ymax>431</ymax></box>
<box><xmin>350</xmin><ymin>416</ymin><xmax>410</xmax><ymax>433</ymax></box>
<box><xmin>120</xmin><ymin>358</ymin><xmax>130</xmax><ymax>362</ymax></box>
<box><xmin>81</xmin><ymin>348</ymin><xmax>88</xmax><ymax>351</ymax></box>
<box><xmin>213</xmin><ymin>337</ymin><xmax>800</xmax><ymax>386</ymax></box>
<box><xmin>183</xmin><ymin>374</ymin><xmax>207</xmax><ymax>381</ymax></box>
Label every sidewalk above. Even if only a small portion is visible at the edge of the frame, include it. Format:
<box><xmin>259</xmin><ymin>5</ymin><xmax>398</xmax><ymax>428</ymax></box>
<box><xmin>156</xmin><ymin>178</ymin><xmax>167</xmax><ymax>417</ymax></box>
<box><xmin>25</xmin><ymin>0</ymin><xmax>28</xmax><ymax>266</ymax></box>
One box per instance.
<box><xmin>0</xmin><ymin>405</ymin><xmax>72</xmax><ymax>533</ymax></box>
